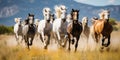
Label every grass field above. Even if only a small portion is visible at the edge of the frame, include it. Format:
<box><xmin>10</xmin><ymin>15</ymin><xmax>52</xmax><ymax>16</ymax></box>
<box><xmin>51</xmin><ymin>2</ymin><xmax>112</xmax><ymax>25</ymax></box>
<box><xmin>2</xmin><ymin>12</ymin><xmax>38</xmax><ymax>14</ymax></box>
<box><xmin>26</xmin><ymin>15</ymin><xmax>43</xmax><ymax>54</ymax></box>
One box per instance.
<box><xmin>0</xmin><ymin>30</ymin><xmax>120</xmax><ymax>60</ymax></box>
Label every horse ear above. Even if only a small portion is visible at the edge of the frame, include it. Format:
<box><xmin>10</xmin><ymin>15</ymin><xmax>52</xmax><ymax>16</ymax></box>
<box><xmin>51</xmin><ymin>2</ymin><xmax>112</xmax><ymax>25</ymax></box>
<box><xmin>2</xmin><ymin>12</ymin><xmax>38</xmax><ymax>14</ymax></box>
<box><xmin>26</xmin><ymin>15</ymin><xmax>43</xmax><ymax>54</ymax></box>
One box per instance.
<box><xmin>28</xmin><ymin>13</ymin><xmax>31</xmax><ymax>16</ymax></box>
<box><xmin>72</xmin><ymin>9</ymin><xmax>74</xmax><ymax>11</ymax></box>
<box><xmin>45</xmin><ymin>9</ymin><xmax>47</xmax><ymax>12</ymax></box>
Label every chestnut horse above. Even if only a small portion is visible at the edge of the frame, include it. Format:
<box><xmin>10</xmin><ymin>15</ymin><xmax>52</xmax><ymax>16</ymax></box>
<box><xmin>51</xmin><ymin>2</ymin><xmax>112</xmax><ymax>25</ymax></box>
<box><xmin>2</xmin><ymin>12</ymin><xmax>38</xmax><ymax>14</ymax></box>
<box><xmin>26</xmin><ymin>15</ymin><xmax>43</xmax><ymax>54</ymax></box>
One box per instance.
<box><xmin>92</xmin><ymin>10</ymin><xmax>113</xmax><ymax>48</ymax></box>
<box><xmin>66</xmin><ymin>9</ymin><xmax>82</xmax><ymax>52</ymax></box>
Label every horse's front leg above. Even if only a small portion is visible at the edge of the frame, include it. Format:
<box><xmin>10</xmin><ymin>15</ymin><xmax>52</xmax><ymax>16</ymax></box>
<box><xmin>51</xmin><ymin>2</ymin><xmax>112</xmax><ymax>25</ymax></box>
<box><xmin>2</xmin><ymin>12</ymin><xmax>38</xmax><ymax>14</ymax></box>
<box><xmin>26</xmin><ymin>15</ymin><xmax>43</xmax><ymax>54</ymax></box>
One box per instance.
<box><xmin>15</xmin><ymin>33</ymin><xmax>19</xmax><ymax>45</ymax></box>
<box><xmin>75</xmin><ymin>36</ymin><xmax>80</xmax><ymax>52</ymax></box>
<box><xmin>29</xmin><ymin>35</ymin><xmax>35</xmax><ymax>46</ymax></box>
<box><xmin>68</xmin><ymin>34</ymin><xmax>71</xmax><ymax>51</ymax></box>
<box><xmin>56</xmin><ymin>31</ymin><xmax>61</xmax><ymax>45</ymax></box>
<box><xmin>20</xmin><ymin>34</ymin><xmax>24</xmax><ymax>43</ymax></box>
<box><xmin>104</xmin><ymin>35</ymin><xmax>111</xmax><ymax>47</ymax></box>
<box><xmin>41</xmin><ymin>31</ymin><xmax>45</xmax><ymax>43</ymax></box>
<box><xmin>44</xmin><ymin>34</ymin><xmax>50</xmax><ymax>49</ymax></box>
<box><xmin>39</xmin><ymin>33</ymin><xmax>44</xmax><ymax>43</ymax></box>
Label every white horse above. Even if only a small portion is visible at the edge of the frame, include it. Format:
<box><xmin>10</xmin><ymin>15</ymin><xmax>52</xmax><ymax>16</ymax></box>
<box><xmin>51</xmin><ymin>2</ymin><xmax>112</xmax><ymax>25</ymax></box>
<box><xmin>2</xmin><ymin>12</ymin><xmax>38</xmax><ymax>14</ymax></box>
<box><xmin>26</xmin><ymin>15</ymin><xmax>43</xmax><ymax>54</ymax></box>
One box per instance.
<box><xmin>34</xmin><ymin>19</ymin><xmax>40</xmax><ymax>37</ymax></box>
<box><xmin>82</xmin><ymin>17</ymin><xmax>90</xmax><ymax>40</ymax></box>
<box><xmin>14</xmin><ymin>18</ymin><xmax>23</xmax><ymax>44</ymax></box>
<box><xmin>66</xmin><ymin>14</ymin><xmax>72</xmax><ymax>24</ymax></box>
<box><xmin>38</xmin><ymin>7</ymin><xmax>52</xmax><ymax>49</ymax></box>
<box><xmin>52</xmin><ymin>5</ymin><xmax>68</xmax><ymax>46</ymax></box>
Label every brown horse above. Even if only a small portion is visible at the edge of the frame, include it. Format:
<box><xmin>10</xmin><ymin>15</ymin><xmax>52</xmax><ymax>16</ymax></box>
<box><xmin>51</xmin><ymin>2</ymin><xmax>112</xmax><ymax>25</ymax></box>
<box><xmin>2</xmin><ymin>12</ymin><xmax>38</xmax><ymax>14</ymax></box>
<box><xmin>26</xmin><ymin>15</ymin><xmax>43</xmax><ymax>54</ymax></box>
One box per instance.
<box><xmin>92</xmin><ymin>10</ymin><xmax>113</xmax><ymax>48</ymax></box>
<box><xmin>66</xmin><ymin>9</ymin><xmax>82</xmax><ymax>52</ymax></box>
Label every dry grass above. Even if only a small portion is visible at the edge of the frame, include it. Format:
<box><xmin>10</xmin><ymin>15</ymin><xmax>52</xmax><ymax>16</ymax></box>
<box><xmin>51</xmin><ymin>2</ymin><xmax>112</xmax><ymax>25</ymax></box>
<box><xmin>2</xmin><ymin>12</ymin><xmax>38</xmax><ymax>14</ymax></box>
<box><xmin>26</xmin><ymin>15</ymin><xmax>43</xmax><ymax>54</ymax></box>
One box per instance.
<box><xmin>0</xmin><ymin>30</ymin><xmax>120</xmax><ymax>60</ymax></box>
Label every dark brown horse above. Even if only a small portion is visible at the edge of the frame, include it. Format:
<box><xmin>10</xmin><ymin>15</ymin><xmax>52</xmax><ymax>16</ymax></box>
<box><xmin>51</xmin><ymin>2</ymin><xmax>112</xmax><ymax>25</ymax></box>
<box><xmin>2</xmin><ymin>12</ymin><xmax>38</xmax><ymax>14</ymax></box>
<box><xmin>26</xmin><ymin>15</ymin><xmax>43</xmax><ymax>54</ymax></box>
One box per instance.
<box><xmin>92</xmin><ymin>10</ymin><xmax>113</xmax><ymax>48</ymax></box>
<box><xmin>66</xmin><ymin>9</ymin><xmax>82</xmax><ymax>52</ymax></box>
<box><xmin>23</xmin><ymin>13</ymin><xmax>36</xmax><ymax>50</ymax></box>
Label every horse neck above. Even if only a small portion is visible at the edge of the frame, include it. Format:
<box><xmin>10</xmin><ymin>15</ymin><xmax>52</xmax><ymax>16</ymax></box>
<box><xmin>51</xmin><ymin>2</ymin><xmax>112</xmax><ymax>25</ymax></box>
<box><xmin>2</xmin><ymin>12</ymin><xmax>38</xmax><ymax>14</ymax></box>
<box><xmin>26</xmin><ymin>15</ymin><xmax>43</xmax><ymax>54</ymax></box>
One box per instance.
<box><xmin>82</xmin><ymin>23</ymin><xmax>88</xmax><ymax>30</ymax></box>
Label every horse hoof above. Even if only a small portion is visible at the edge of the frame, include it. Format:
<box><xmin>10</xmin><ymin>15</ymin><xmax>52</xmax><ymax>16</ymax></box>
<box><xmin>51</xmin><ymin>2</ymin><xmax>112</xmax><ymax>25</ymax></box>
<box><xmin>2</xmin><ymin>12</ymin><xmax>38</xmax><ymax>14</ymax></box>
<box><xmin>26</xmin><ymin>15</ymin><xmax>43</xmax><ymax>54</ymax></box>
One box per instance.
<box><xmin>44</xmin><ymin>46</ymin><xmax>47</xmax><ymax>49</ymax></box>
<box><xmin>104</xmin><ymin>44</ymin><xmax>108</xmax><ymax>47</ymax></box>
<box><xmin>101</xmin><ymin>46</ymin><xmax>104</xmax><ymax>49</ymax></box>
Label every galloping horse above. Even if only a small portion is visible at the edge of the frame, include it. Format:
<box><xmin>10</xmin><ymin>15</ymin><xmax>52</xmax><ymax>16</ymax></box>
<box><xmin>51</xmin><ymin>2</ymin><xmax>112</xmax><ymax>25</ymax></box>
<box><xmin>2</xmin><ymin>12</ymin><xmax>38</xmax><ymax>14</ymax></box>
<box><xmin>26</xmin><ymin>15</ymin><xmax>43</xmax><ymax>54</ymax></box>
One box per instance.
<box><xmin>52</xmin><ymin>5</ymin><xmax>68</xmax><ymax>46</ymax></box>
<box><xmin>67</xmin><ymin>9</ymin><xmax>82</xmax><ymax>52</ymax></box>
<box><xmin>38</xmin><ymin>7</ymin><xmax>52</xmax><ymax>49</ymax></box>
<box><xmin>82</xmin><ymin>17</ymin><xmax>90</xmax><ymax>40</ymax></box>
<box><xmin>91</xmin><ymin>10</ymin><xmax>113</xmax><ymax>48</ymax></box>
<box><xmin>14</xmin><ymin>18</ymin><xmax>23</xmax><ymax>44</ymax></box>
<box><xmin>22</xmin><ymin>13</ymin><xmax>36</xmax><ymax>49</ymax></box>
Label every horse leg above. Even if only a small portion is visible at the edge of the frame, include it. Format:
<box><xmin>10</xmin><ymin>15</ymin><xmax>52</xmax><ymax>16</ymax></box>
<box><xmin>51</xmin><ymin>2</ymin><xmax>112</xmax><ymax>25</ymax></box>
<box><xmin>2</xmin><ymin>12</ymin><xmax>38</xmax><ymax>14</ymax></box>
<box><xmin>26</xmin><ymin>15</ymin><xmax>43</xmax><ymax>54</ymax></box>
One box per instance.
<box><xmin>15</xmin><ymin>33</ymin><xmax>20</xmax><ymax>45</ymax></box>
<box><xmin>29</xmin><ymin>36</ymin><xmax>34</xmax><ymax>46</ymax></box>
<box><xmin>70</xmin><ymin>34</ymin><xmax>74</xmax><ymax>45</ymax></box>
<box><xmin>44</xmin><ymin>34</ymin><xmax>50</xmax><ymax>49</ymax></box>
<box><xmin>105</xmin><ymin>35</ymin><xmax>111</xmax><ymax>47</ymax></box>
<box><xmin>26</xmin><ymin>36</ymin><xmax>30</xmax><ymax>50</ymax></box>
<box><xmin>102</xmin><ymin>35</ymin><xmax>105</xmax><ymax>46</ymax></box>
<box><xmin>68</xmin><ymin>34</ymin><xmax>71</xmax><ymax>51</ymax></box>
<box><xmin>56</xmin><ymin>31</ymin><xmax>61</xmax><ymax>45</ymax></box>
<box><xmin>39</xmin><ymin>33</ymin><xmax>44</xmax><ymax>43</ymax></box>
<box><xmin>53</xmin><ymin>33</ymin><xmax>57</xmax><ymax>43</ymax></box>
<box><xmin>75</xmin><ymin>36</ymin><xmax>79</xmax><ymax>52</ymax></box>
<box><xmin>62</xmin><ymin>36</ymin><xmax>68</xmax><ymax>48</ymax></box>
<box><xmin>41</xmin><ymin>31</ymin><xmax>46</xmax><ymax>46</ymax></box>
<box><xmin>95</xmin><ymin>33</ymin><xmax>99</xmax><ymax>43</ymax></box>
<box><xmin>20</xmin><ymin>35</ymin><xmax>24</xmax><ymax>43</ymax></box>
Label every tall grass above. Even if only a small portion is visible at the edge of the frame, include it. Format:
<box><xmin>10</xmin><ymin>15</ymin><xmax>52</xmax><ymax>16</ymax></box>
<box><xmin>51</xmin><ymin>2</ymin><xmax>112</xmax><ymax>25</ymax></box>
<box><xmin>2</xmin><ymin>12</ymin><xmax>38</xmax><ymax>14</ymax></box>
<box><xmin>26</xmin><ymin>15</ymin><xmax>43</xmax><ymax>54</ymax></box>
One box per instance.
<box><xmin>0</xmin><ymin>25</ymin><xmax>13</xmax><ymax>34</ymax></box>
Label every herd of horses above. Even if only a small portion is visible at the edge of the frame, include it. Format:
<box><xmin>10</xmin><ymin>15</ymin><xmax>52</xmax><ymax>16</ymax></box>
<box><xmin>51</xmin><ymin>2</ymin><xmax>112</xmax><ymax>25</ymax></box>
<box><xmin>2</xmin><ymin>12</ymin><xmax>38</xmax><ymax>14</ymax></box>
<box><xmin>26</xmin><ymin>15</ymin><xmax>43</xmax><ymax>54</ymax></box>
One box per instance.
<box><xmin>14</xmin><ymin>5</ymin><xmax>113</xmax><ymax>52</ymax></box>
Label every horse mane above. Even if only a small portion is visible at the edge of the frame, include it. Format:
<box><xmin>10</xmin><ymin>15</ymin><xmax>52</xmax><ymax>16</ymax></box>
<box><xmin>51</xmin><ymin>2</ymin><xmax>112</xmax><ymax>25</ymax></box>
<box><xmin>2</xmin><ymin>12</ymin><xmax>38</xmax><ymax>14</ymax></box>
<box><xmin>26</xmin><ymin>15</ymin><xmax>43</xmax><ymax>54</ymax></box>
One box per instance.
<box><xmin>54</xmin><ymin>5</ymin><xmax>61</xmax><ymax>19</ymax></box>
<box><xmin>14</xmin><ymin>18</ymin><xmax>21</xmax><ymax>23</ymax></box>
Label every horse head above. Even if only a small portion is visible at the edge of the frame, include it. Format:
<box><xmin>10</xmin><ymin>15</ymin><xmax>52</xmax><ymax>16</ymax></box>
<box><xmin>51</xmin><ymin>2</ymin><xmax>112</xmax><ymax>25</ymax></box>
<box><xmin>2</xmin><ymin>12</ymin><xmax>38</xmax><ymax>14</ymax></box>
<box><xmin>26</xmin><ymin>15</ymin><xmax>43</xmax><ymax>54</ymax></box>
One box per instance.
<box><xmin>99</xmin><ymin>9</ymin><xmax>110</xmax><ymax>21</ymax></box>
<box><xmin>43</xmin><ymin>7</ymin><xmax>51</xmax><ymax>22</ymax></box>
<box><xmin>14</xmin><ymin>18</ymin><xmax>22</xmax><ymax>27</ymax></box>
<box><xmin>28</xmin><ymin>13</ymin><xmax>34</xmax><ymax>24</ymax></box>
<box><xmin>82</xmin><ymin>17</ymin><xmax>88</xmax><ymax>25</ymax></box>
<box><xmin>71</xmin><ymin>9</ymin><xmax>79</xmax><ymax>23</ymax></box>
<box><xmin>50</xmin><ymin>14</ymin><xmax>55</xmax><ymax>23</ymax></box>
<box><xmin>59</xmin><ymin>5</ymin><xmax>67</xmax><ymax>20</ymax></box>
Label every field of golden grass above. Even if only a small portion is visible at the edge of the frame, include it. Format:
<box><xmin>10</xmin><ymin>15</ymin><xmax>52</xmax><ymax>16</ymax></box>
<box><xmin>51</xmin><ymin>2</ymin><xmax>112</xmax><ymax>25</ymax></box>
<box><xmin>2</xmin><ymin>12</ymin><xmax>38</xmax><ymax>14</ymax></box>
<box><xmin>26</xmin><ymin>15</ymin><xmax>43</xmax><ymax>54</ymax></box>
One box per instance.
<box><xmin>0</xmin><ymin>30</ymin><xmax>120</xmax><ymax>60</ymax></box>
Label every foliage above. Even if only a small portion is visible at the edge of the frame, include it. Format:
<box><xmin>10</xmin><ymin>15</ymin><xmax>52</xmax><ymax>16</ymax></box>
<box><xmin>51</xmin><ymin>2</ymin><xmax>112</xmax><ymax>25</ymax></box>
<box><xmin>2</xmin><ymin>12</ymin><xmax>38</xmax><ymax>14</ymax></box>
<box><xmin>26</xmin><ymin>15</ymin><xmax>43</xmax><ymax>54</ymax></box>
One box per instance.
<box><xmin>109</xmin><ymin>18</ymin><xmax>119</xmax><ymax>31</ymax></box>
<box><xmin>0</xmin><ymin>25</ymin><xmax>14</xmax><ymax>34</ymax></box>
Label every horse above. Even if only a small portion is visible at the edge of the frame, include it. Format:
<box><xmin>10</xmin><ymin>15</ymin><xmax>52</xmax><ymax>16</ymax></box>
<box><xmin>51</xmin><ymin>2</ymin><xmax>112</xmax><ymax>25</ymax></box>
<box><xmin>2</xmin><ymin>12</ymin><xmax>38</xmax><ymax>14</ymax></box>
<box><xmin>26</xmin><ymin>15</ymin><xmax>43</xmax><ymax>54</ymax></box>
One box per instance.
<box><xmin>82</xmin><ymin>17</ymin><xmax>90</xmax><ymax>40</ymax></box>
<box><xmin>22</xmin><ymin>13</ymin><xmax>36</xmax><ymax>49</ymax></box>
<box><xmin>14</xmin><ymin>18</ymin><xmax>24</xmax><ymax>44</ymax></box>
<box><xmin>37</xmin><ymin>7</ymin><xmax>52</xmax><ymax>49</ymax></box>
<box><xmin>91</xmin><ymin>9</ymin><xmax>113</xmax><ymax>49</ymax></box>
<box><xmin>34</xmin><ymin>19</ymin><xmax>40</xmax><ymax>37</ymax></box>
<box><xmin>52</xmin><ymin>5</ymin><xmax>68</xmax><ymax>46</ymax></box>
<box><xmin>66</xmin><ymin>9</ymin><xmax>82</xmax><ymax>52</ymax></box>
<box><xmin>66</xmin><ymin>14</ymin><xmax>72</xmax><ymax>24</ymax></box>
